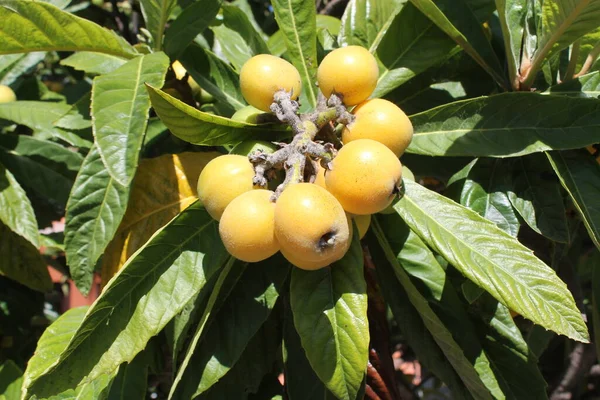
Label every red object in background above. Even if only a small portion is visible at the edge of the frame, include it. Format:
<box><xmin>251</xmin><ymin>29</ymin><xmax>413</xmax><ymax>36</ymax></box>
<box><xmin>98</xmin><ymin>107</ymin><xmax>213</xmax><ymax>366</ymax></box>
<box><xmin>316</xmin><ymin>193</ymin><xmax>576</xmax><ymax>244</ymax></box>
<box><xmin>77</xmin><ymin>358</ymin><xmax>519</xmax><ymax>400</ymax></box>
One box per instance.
<box><xmin>47</xmin><ymin>266</ymin><xmax>101</xmax><ymax>312</ymax></box>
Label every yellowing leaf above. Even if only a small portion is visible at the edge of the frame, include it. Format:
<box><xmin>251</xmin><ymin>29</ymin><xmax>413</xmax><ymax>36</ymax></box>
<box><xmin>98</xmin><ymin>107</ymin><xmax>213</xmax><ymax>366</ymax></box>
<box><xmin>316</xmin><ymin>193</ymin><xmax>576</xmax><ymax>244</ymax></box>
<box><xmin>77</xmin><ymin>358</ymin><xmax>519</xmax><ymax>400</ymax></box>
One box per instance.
<box><xmin>101</xmin><ymin>151</ymin><xmax>219</xmax><ymax>284</ymax></box>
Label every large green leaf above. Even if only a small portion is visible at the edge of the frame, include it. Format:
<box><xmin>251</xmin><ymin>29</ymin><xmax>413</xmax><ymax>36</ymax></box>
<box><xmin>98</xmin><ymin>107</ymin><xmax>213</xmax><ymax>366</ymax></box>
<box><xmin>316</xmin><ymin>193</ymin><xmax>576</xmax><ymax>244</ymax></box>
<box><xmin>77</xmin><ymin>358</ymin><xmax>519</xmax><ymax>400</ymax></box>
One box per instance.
<box><xmin>507</xmin><ymin>154</ymin><xmax>569</xmax><ymax>243</ymax></box>
<box><xmin>0</xmin><ymin>101</ymin><xmax>71</xmax><ymax>133</ymax></box>
<box><xmin>407</xmin><ymin>0</ymin><xmax>506</xmax><ymax>88</ymax></box>
<box><xmin>408</xmin><ymin>93</ymin><xmax>600</xmax><ymax>157</ymax></box>
<box><xmin>163</xmin><ymin>0</ymin><xmax>222</xmax><ymax>59</ymax></box>
<box><xmin>146</xmin><ymin>84</ymin><xmax>289</xmax><ymax>145</ymax></box>
<box><xmin>547</xmin><ymin>70</ymin><xmax>600</xmax><ymax>97</ymax></box>
<box><xmin>0</xmin><ymin>134</ymin><xmax>82</xmax><ymax>208</ymax></box>
<box><xmin>139</xmin><ymin>0</ymin><xmax>177</xmax><ymax>51</ymax></box>
<box><xmin>270</xmin><ymin>15</ymin><xmax>340</xmax><ymax>56</ymax></box>
<box><xmin>547</xmin><ymin>149</ymin><xmax>600</xmax><ymax>250</ymax></box>
<box><xmin>0</xmin><ymin>0</ymin><xmax>137</xmax><ymax>58</ymax></box>
<box><xmin>0</xmin><ymin>360</ymin><xmax>22</xmax><ymax>400</ymax></box>
<box><xmin>373</xmin><ymin>3</ymin><xmax>458</xmax><ymax>98</ymax></box>
<box><xmin>92</xmin><ymin>52</ymin><xmax>169</xmax><ymax>186</ymax></box>
<box><xmin>338</xmin><ymin>0</ymin><xmax>403</xmax><ymax>50</ymax></box>
<box><xmin>271</xmin><ymin>0</ymin><xmax>318</xmax><ymax>108</ymax></box>
<box><xmin>173</xmin><ymin>256</ymin><xmax>289</xmax><ymax>398</ymax></box>
<box><xmin>395</xmin><ymin>180</ymin><xmax>589</xmax><ymax>342</ymax></box>
<box><xmin>179</xmin><ymin>45</ymin><xmax>246</xmax><ymax>111</ymax></box>
<box><xmin>495</xmin><ymin>0</ymin><xmax>527</xmax><ymax>88</ymax></box>
<box><xmin>0</xmin><ymin>162</ymin><xmax>39</xmax><ymax>247</ymax></box>
<box><xmin>64</xmin><ymin>144</ymin><xmax>129</xmax><ymax>296</ymax></box>
<box><xmin>221</xmin><ymin>4</ymin><xmax>270</xmax><ymax>56</ymax></box>
<box><xmin>212</xmin><ymin>25</ymin><xmax>256</xmax><ymax>73</ymax></box>
<box><xmin>290</xmin><ymin>234</ymin><xmax>368</xmax><ymax>400</ymax></box>
<box><xmin>0</xmin><ymin>52</ymin><xmax>46</xmax><ymax>86</ymax></box>
<box><xmin>458</xmin><ymin>158</ymin><xmax>520</xmax><ymax>236</ymax></box>
<box><xmin>60</xmin><ymin>52</ymin><xmax>127</xmax><ymax>75</ymax></box>
<box><xmin>0</xmin><ymin>222</ymin><xmax>51</xmax><ymax>292</ymax></box>
<box><xmin>27</xmin><ymin>201</ymin><xmax>231</xmax><ymax>397</ymax></box>
<box><xmin>106</xmin><ymin>349</ymin><xmax>152</xmax><ymax>400</ymax></box>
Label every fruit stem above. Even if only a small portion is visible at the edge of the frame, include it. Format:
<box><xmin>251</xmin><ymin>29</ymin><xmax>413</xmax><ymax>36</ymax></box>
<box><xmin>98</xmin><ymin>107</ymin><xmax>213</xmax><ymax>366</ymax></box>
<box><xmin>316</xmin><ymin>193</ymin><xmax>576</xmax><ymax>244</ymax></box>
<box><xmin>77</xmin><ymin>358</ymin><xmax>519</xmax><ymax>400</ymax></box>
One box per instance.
<box><xmin>250</xmin><ymin>91</ymin><xmax>351</xmax><ymax>200</ymax></box>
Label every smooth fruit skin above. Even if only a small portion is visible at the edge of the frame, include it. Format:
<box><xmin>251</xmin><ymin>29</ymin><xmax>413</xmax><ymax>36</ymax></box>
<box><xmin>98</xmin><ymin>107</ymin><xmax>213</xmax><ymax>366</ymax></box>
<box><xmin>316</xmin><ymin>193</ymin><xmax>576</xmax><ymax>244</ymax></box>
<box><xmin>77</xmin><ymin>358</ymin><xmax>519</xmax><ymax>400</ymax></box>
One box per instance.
<box><xmin>197</xmin><ymin>155</ymin><xmax>257</xmax><ymax>220</ymax></box>
<box><xmin>343</xmin><ymin>99</ymin><xmax>413</xmax><ymax>157</ymax></box>
<box><xmin>173</xmin><ymin>61</ymin><xmax>201</xmax><ymax>95</ymax></box>
<box><xmin>231</xmin><ymin>105</ymin><xmax>263</xmax><ymax>124</ymax></box>
<box><xmin>317</xmin><ymin>46</ymin><xmax>378</xmax><ymax>106</ymax></box>
<box><xmin>231</xmin><ymin>140</ymin><xmax>278</xmax><ymax>156</ymax></box>
<box><xmin>219</xmin><ymin>190</ymin><xmax>279</xmax><ymax>262</ymax></box>
<box><xmin>0</xmin><ymin>85</ymin><xmax>16</xmax><ymax>103</ymax></box>
<box><xmin>326</xmin><ymin>139</ymin><xmax>402</xmax><ymax>215</ymax></box>
<box><xmin>352</xmin><ymin>214</ymin><xmax>371</xmax><ymax>239</ymax></box>
<box><xmin>240</xmin><ymin>54</ymin><xmax>302</xmax><ymax>112</ymax></box>
<box><xmin>274</xmin><ymin>183</ymin><xmax>351</xmax><ymax>269</ymax></box>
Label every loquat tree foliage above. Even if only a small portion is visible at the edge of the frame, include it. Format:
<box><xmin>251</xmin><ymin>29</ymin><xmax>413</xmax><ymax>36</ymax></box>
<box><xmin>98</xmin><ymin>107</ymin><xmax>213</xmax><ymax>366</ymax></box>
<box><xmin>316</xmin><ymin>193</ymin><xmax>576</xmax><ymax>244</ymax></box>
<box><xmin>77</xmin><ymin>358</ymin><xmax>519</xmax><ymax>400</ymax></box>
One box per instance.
<box><xmin>0</xmin><ymin>0</ymin><xmax>599</xmax><ymax>399</ymax></box>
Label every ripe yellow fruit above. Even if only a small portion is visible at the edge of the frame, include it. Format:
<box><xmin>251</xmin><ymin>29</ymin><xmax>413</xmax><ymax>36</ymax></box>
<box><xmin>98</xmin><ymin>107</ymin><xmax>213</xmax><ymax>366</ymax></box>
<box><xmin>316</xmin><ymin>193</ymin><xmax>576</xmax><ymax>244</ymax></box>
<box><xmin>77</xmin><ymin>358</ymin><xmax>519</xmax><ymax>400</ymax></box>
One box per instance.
<box><xmin>240</xmin><ymin>54</ymin><xmax>302</xmax><ymax>112</ymax></box>
<box><xmin>313</xmin><ymin>163</ymin><xmax>327</xmax><ymax>188</ymax></box>
<box><xmin>0</xmin><ymin>85</ymin><xmax>16</xmax><ymax>103</ymax></box>
<box><xmin>173</xmin><ymin>61</ymin><xmax>201</xmax><ymax>95</ymax></box>
<box><xmin>275</xmin><ymin>183</ymin><xmax>351</xmax><ymax>269</ymax></box>
<box><xmin>342</xmin><ymin>99</ymin><xmax>413</xmax><ymax>157</ymax></box>
<box><xmin>352</xmin><ymin>214</ymin><xmax>371</xmax><ymax>239</ymax></box>
<box><xmin>317</xmin><ymin>46</ymin><xmax>378</xmax><ymax>106</ymax></box>
<box><xmin>326</xmin><ymin>139</ymin><xmax>402</xmax><ymax>215</ymax></box>
<box><xmin>231</xmin><ymin>105</ymin><xmax>263</xmax><ymax>124</ymax></box>
<box><xmin>219</xmin><ymin>190</ymin><xmax>279</xmax><ymax>262</ymax></box>
<box><xmin>197</xmin><ymin>154</ymin><xmax>257</xmax><ymax>220</ymax></box>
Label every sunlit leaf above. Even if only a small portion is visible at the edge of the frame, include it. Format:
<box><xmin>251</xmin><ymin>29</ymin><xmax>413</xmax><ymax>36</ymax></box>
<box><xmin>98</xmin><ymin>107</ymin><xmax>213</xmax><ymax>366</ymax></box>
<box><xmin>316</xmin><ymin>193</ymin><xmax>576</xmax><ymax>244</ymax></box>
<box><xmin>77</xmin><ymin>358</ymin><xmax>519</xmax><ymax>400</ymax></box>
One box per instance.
<box><xmin>495</xmin><ymin>0</ymin><xmax>527</xmax><ymax>88</ymax></box>
<box><xmin>60</xmin><ymin>52</ymin><xmax>127</xmax><ymax>75</ymax></box>
<box><xmin>0</xmin><ymin>162</ymin><xmax>38</xmax><ymax>247</ymax></box>
<box><xmin>0</xmin><ymin>52</ymin><xmax>46</xmax><ymax>86</ymax></box>
<box><xmin>0</xmin><ymin>360</ymin><xmax>23</xmax><ymax>400</ymax></box>
<box><xmin>547</xmin><ymin>70</ymin><xmax>600</xmax><ymax>97</ymax></box>
<box><xmin>139</xmin><ymin>0</ymin><xmax>177</xmax><ymax>50</ymax></box>
<box><xmin>338</xmin><ymin>0</ymin><xmax>403</xmax><ymax>50</ymax></box>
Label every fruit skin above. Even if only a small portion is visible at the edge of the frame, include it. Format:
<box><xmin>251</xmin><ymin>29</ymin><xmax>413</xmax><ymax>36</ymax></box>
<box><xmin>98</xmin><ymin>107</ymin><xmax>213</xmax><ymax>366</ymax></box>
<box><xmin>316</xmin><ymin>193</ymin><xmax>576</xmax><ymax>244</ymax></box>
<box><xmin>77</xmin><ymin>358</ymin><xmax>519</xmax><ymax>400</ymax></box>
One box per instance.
<box><xmin>317</xmin><ymin>46</ymin><xmax>378</xmax><ymax>106</ymax></box>
<box><xmin>219</xmin><ymin>189</ymin><xmax>279</xmax><ymax>262</ymax></box>
<box><xmin>172</xmin><ymin>61</ymin><xmax>201</xmax><ymax>95</ymax></box>
<box><xmin>352</xmin><ymin>214</ymin><xmax>371</xmax><ymax>239</ymax></box>
<box><xmin>313</xmin><ymin>163</ymin><xmax>327</xmax><ymax>188</ymax></box>
<box><xmin>343</xmin><ymin>98</ymin><xmax>413</xmax><ymax>157</ymax></box>
<box><xmin>197</xmin><ymin>155</ymin><xmax>257</xmax><ymax>220</ymax></box>
<box><xmin>230</xmin><ymin>140</ymin><xmax>278</xmax><ymax>156</ymax></box>
<box><xmin>231</xmin><ymin>105</ymin><xmax>263</xmax><ymax>124</ymax></box>
<box><xmin>240</xmin><ymin>54</ymin><xmax>302</xmax><ymax>112</ymax></box>
<box><xmin>326</xmin><ymin>139</ymin><xmax>402</xmax><ymax>215</ymax></box>
<box><xmin>274</xmin><ymin>183</ymin><xmax>351</xmax><ymax>270</ymax></box>
<box><xmin>0</xmin><ymin>85</ymin><xmax>16</xmax><ymax>103</ymax></box>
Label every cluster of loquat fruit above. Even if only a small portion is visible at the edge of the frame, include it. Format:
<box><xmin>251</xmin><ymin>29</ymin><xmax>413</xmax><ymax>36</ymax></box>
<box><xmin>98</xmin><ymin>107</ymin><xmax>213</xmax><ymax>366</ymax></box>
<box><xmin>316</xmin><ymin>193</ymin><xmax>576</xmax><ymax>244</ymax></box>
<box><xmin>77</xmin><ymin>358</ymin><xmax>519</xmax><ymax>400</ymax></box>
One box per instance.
<box><xmin>196</xmin><ymin>46</ymin><xmax>414</xmax><ymax>270</ymax></box>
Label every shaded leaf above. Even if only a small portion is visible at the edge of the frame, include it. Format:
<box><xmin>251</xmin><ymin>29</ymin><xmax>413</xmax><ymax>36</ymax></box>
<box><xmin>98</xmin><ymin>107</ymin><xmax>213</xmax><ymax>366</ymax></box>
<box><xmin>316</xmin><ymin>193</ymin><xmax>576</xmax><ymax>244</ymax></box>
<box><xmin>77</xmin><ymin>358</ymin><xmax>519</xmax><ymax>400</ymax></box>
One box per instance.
<box><xmin>222</xmin><ymin>4</ymin><xmax>269</xmax><ymax>56</ymax></box>
<box><xmin>271</xmin><ymin>0</ymin><xmax>318</xmax><ymax>108</ymax></box>
<box><xmin>28</xmin><ymin>202</ymin><xmax>231</xmax><ymax>397</ymax></box>
<box><xmin>547</xmin><ymin>70</ymin><xmax>600</xmax><ymax>97</ymax></box>
<box><xmin>64</xmin><ymin>144</ymin><xmax>129</xmax><ymax>296</ymax></box>
<box><xmin>409</xmin><ymin>92</ymin><xmax>600</xmax><ymax>157</ymax></box>
<box><xmin>0</xmin><ymin>0</ymin><xmax>137</xmax><ymax>58</ymax></box>
<box><xmin>212</xmin><ymin>25</ymin><xmax>256</xmax><ymax>72</ymax></box>
<box><xmin>0</xmin><ymin>360</ymin><xmax>22</xmax><ymax>400</ymax></box>
<box><xmin>60</xmin><ymin>52</ymin><xmax>127</xmax><ymax>75</ymax></box>
<box><xmin>163</xmin><ymin>0</ymin><xmax>222</xmax><ymax>59</ymax></box>
<box><xmin>139</xmin><ymin>0</ymin><xmax>177</xmax><ymax>50</ymax></box>
<box><xmin>0</xmin><ymin>134</ymin><xmax>82</xmax><ymax>208</ymax></box>
<box><xmin>338</xmin><ymin>0</ymin><xmax>402</xmax><ymax>50</ymax></box>
<box><xmin>146</xmin><ymin>84</ymin><xmax>289</xmax><ymax>145</ymax></box>
<box><xmin>290</xmin><ymin>234</ymin><xmax>368</xmax><ymax>400</ymax></box>
<box><xmin>93</xmin><ymin>52</ymin><xmax>169</xmax><ymax>186</ymax></box>
<box><xmin>395</xmin><ymin>180</ymin><xmax>589</xmax><ymax>342</ymax></box>
<box><xmin>106</xmin><ymin>349</ymin><xmax>152</xmax><ymax>400</ymax></box>
<box><xmin>0</xmin><ymin>162</ymin><xmax>39</xmax><ymax>247</ymax></box>
<box><xmin>593</xmin><ymin>265</ymin><xmax>600</xmax><ymax>364</ymax></box>
<box><xmin>547</xmin><ymin>149</ymin><xmax>600</xmax><ymax>250</ymax></box>
<box><xmin>0</xmin><ymin>52</ymin><xmax>46</xmax><ymax>86</ymax></box>
<box><xmin>495</xmin><ymin>0</ymin><xmax>527</xmax><ymax>88</ymax></box>
<box><xmin>507</xmin><ymin>154</ymin><xmax>569</xmax><ymax>242</ymax></box>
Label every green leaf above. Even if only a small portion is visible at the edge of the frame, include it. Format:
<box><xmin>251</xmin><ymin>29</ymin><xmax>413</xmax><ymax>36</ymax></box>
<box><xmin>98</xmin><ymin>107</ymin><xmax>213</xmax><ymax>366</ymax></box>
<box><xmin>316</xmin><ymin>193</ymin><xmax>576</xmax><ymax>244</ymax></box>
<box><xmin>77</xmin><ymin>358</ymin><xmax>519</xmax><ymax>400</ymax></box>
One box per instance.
<box><xmin>174</xmin><ymin>256</ymin><xmax>289</xmax><ymax>398</ymax></box>
<box><xmin>409</xmin><ymin>93</ymin><xmax>600</xmax><ymax>157</ymax></box>
<box><xmin>27</xmin><ymin>201</ymin><xmax>231</xmax><ymax>397</ymax></box>
<box><xmin>395</xmin><ymin>180</ymin><xmax>589</xmax><ymax>342</ymax></box>
<box><xmin>269</xmin><ymin>15</ymin><xmax>340</xmax><ymax>56</ymax></box>
<box><xmin>212</xmin><ymin>26</ymin><xmax>256</xmax><ymax>72</ymax></box>
<box><xmin>407</xmin><ymin>0</ymin><xmax>506</xmax><ymax>88</ymax></box>
<box><xmin>373</xmin><ymin>3</ymin><xmax>458</xmax><ymax>98</ymax></box>
<box><xmin>64</xmin><ymin>144</ymin><xmax>129</xmax><ymax>296</ymax></box>
<box><xmin>0</xmin><ymin>134</ymin><xmax>83</xmax><ymax>208</ymax></box>
<box><xmin>106</xmin><ymin>350</ymin><xmax>151</xmax><ymax>400</ymax></box>
<box><xmin>593</xmin><ymin>265</ymin><xmax>600</xmax><ymax>363</ymax></box>
<box><xmin>271</xmin><ymin>0</ymin><xmax>318</xmax><ymax>108</ymax></box>
<box><xmin>146</xmin><ymin>84</ymin><xmax>289</xmax><ymax>145</ymax></box>
<box><xmin>495</xmin><ymin>0</ymin><xmax>527</xmax><ymax>88</ymax></box>
<box><xmin>459</xmin><ymin>158</ymin><xmax>520</xmax><ymax>236</ymax></box>
<box><xmin>338</xmin><ymin>0</ymin><xmax>403</xmax><ymax>50</ymax></box>
<box><xmin>373</xmin><ymin>215</ymin><xmax>507</xmax><ymax>399</ymax></box>
<box><xmin>60</xmin><ymin>52</ymin><xmax>127</xmax><ymax>75</ymax></box>
<box><xmin>139</xmin><ymin>0</ymin><xmax>177</xmax><ymax>51</ymax></box>
<box><xmin>0</xmin><ymin>360</ymin><xmax>23</xmax><ymax>400</ymax></box>
<box><xmin>547</xmin><ymin>70</ymin><xmax>600</xmax><ymax>97</ymax></box>
<box><xmin>547</xmin><ymin>149</ymin><xmax>600</xmax><ymax>250</ymax></box>
<box><xmin>507</xmin><ymin>154</ymin><xmax>569</xmax><ymax>243</ymax></box>
<box><xmin>290</xmin><ymin>234</ymin><xmax>368</xmax><ymax>400</ymax></box>
<box><xmin>0</xmin><ymin>222</ymin><xmax>51</xmax><ymax>292</ymax></box>
<box><xmin>222</xmin><ymin>4</ymin><xmax>270</xmax><ymax>56</ymax></box>
<box><xmin>0</xmin><ymin>52</ymin><xmax>47</xmax><ymax>86</ymax></box>
<box><xmin>0</xmin><ymin>101</ymin><xmax>71</xmax><ymax>133</ymax></box>
<box><xmin>163</xmin><ymin>0</ymin><xmax>222</xmax><ymax>59</ymax></box>
<box><xmin>93</xmin><ymin>52</ymin><xmax>169</xmax><ymax>186</ymax></box>
<box><xmin>0</xmin><ymin>162</ymin><xmax>39</xmax><ymax>247</ymax></box>
<box><xmin>0</xmin><ymin>0</ymin><xmax>137</xmax><ymax>58</ymax></box>
<box><xmin>536</xmin><ymin>0</ymin><xmax>600</xmax><ymax>66</ymax></box>
<box><xmin>179</xmin><ymin>45</ymin><xmax>246</xmax><ymax>111</ymax></box>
